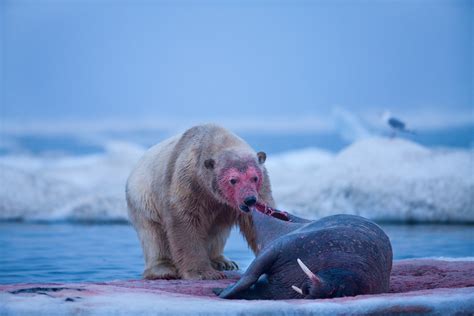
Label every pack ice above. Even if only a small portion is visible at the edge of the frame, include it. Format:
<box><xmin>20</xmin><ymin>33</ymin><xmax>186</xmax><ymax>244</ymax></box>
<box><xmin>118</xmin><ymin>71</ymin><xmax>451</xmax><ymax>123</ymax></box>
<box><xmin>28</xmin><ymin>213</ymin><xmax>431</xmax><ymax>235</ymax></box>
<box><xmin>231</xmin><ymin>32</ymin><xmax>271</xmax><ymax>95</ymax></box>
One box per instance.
<box><xmin>0</xmin><ymin>137</ymin><xmax>472</xmax><ymax>223</ymax></box>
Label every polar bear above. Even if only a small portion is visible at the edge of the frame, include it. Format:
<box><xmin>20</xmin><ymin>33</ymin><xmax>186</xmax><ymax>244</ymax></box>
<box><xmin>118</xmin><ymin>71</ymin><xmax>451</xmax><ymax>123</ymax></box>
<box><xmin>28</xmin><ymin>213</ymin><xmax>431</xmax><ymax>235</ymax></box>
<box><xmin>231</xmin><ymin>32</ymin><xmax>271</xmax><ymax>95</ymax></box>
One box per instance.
<box><xmin>126</xmin><ymin>124</ymin><xmax>275</xmax><ymax>280</ymax></box>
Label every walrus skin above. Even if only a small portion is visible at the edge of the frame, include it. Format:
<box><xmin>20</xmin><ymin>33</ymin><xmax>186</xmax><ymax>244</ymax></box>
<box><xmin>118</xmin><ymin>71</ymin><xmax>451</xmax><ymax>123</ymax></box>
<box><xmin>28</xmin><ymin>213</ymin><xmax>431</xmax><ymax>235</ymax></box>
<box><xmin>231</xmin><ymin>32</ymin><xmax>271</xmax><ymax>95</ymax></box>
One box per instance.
<box><xmin>216</xmin><ymin>208</ymin><xmax>393</xmax><ymax>299</ymax></box>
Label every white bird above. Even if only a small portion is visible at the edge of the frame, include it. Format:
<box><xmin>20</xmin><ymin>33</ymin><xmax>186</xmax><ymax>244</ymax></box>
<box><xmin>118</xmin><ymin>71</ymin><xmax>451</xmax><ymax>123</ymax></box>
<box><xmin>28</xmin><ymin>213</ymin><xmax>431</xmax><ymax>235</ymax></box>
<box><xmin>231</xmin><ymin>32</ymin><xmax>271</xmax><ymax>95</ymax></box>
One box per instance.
<box><xmin>381</xmin><ymin>111</ymin><xmax>415</xmax><ymax>137</ymax></box>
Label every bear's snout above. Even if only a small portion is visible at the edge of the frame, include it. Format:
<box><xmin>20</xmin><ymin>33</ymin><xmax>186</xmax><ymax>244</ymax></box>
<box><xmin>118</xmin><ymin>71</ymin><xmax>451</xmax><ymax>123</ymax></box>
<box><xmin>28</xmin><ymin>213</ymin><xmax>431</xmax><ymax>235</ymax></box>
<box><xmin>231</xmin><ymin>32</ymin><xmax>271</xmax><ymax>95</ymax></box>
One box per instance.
<box><xmin>244</xmin><ymin>196</ymin><xmax>257</xmax><ymax>207</ymax></box>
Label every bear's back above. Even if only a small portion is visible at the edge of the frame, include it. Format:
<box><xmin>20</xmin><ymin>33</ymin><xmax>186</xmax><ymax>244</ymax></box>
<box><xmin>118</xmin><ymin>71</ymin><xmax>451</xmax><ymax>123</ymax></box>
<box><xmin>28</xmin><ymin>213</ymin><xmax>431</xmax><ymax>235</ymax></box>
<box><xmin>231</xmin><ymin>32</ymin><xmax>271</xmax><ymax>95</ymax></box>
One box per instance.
<box><xmin>125</xmin><ymin>134</ymin><xmax>182</xmax><ymax>214</ymax></box>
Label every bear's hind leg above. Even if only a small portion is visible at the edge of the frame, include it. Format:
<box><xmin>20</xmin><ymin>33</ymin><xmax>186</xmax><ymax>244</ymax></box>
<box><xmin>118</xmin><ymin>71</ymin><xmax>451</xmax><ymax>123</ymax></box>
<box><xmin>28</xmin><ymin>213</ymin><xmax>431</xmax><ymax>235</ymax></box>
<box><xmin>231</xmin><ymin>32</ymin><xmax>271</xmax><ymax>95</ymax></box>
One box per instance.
<box><xmin>136</xmin><ymin>217</ymin><xmax>178</xmax><ymax>280</ymax></box>
<box><xmin>143</xmin><ymin>259</ymin><xmax>177</xmax><ymax>280</ymax></box>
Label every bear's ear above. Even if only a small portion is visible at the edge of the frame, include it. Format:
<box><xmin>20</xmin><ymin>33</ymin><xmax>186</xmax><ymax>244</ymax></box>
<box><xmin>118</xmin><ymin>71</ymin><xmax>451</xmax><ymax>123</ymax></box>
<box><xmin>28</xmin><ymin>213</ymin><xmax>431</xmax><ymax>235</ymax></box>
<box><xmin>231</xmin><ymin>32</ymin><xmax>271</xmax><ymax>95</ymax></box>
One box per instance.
<box><xmin>257</xmin><ymin>151</ymin><xmax>266</xmax><ymax>164</ymax></box>
<box><xmin>204</xmin><ymin>158</ymin><xmax>215</xmax><ymax>170</ymax></box>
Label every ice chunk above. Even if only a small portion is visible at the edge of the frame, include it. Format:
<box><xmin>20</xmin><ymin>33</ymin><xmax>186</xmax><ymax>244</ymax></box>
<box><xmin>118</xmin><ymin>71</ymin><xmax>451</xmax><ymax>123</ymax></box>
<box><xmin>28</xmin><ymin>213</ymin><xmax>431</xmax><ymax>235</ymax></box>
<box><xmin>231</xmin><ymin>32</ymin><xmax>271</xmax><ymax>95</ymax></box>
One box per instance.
<box><xmin>0</xmin><ymin>138</ymin><xmax>472</xmax><ymax>223</ymax></box>
<box><xmin>0</xmin><ymin>141</ymin><xmax>143</xmax><ymax>222</ymax></box>
<box><xmin>267</xmin><ymin>137</ymin><xmax>473</xmax><ymax>223</ymax></box>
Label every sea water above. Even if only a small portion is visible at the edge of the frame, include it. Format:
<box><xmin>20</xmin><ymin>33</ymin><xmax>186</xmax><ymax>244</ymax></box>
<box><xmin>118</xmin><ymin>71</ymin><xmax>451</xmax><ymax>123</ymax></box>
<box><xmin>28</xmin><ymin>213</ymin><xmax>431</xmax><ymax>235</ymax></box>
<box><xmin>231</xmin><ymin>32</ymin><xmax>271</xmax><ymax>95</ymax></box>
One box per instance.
<box><xmin>0</xmin><ymin>121</ymin><xmax>473</xmax><ymax>283</ymax></box>
<box><xmin>0</xmin><ymin>223</ymin><xmax>473</xmax><ymax>284</ymax></box>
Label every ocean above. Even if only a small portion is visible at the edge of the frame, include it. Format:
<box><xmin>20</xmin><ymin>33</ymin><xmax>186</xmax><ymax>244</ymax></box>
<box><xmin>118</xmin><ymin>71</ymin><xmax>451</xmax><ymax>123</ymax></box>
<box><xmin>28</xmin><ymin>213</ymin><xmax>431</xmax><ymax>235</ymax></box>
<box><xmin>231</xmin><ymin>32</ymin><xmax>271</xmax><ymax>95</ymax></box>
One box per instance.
<box><xmin>0</xmin><ymin>121</ymin><xmax>473</xmax><ymax>283</ymax></box>
<box><xmin>0</xmin><ymin>222</ymin><xmax>473</xmax><ymax>284</ymax></box>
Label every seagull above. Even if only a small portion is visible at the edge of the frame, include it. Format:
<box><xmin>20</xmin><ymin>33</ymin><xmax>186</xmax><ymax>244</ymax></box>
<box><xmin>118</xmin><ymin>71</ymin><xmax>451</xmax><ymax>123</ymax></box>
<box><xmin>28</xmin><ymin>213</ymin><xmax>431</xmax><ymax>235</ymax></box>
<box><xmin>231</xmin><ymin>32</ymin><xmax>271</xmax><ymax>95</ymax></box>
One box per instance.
<box><xmin>381</xmin><ymin>111</ymin><xmax>415</xmax><ymax>137</ymax></box>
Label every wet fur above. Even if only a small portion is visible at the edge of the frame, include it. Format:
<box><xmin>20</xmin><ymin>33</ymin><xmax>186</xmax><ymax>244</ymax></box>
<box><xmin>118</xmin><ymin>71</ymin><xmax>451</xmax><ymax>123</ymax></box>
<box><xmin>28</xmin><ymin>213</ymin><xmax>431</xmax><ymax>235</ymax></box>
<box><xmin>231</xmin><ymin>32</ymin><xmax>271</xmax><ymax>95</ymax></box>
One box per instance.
<box><xmin>126</xmin><ymin>124</ymin><xmax>275</xmax><ymax>280</ymax></box>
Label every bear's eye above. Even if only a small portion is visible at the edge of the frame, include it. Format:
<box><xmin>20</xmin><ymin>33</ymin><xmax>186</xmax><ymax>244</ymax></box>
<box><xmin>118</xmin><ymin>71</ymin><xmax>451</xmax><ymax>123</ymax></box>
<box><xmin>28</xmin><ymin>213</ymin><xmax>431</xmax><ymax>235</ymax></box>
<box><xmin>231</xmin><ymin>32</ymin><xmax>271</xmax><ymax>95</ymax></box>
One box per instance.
<box><xmin>230</xmin><ymin>179</ymin><xmax>238</xmax><ymax>185</ymax></box>
<box><xmin>252</xmin><ymin>176</ymin><xmax>259</xmax><ymax>182</ymax></box>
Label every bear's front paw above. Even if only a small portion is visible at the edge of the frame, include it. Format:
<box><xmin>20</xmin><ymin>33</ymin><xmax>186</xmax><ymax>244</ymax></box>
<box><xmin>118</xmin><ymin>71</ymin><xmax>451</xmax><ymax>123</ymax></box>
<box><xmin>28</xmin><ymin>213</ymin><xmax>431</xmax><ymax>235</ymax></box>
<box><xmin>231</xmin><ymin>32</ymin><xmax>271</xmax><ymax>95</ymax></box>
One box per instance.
<box><xmin>211</xmin><ymin>256</ymin><xmax>239</xmax><ymax>271</ymax></box>
<box><xmin>143</xmin><ymin>262</ymin><xmax>178</xmax><ymax>280</ymax></box>
<box><xmin>183</xmin><ymin>268</ymin><xmax>226</xmax><ymax>280</ymax></box>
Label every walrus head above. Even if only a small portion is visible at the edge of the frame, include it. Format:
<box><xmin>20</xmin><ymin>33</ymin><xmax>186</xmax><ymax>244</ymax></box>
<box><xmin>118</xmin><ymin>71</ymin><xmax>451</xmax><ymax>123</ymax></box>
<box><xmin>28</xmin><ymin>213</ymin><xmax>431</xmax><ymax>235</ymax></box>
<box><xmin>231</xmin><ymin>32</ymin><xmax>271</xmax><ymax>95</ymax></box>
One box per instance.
<box><xmin>204</xmin><ymin>150</ymin><xmax>267</xmax><ymax>213</ymax></box>
<box><xmin>292</xmin><ymin>259</ymin><xmax>362</xmax><ymax>299</ymax></box>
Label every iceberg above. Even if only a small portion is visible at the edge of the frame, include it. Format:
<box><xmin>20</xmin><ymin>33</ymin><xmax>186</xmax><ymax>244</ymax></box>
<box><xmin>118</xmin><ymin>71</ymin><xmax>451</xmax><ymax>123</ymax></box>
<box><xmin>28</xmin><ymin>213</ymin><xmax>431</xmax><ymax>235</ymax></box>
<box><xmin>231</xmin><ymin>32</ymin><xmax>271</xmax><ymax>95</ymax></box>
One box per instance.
<box><xmin>267</xmin><ymin>137</ymin><xmax>473</xmax><ymax>223</ymax></box>
<box><xmin>0</xmin><ymin>141</ymin><xmax>143</xmax><ymax>222</ymax></box>
<box><xmin>0</xmin><ymin>137</ymin><xmax>472</xmax><ymax>223</ymax></box>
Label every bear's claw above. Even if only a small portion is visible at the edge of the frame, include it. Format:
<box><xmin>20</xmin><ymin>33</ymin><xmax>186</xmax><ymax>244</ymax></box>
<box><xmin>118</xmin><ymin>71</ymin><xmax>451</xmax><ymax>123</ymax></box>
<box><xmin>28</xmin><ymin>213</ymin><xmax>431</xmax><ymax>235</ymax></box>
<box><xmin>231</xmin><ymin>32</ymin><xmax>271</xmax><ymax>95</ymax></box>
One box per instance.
<box><xmin>211</xmin><ymin>256</ymin><xmax>239</xmax><ymax>271</ymax></box>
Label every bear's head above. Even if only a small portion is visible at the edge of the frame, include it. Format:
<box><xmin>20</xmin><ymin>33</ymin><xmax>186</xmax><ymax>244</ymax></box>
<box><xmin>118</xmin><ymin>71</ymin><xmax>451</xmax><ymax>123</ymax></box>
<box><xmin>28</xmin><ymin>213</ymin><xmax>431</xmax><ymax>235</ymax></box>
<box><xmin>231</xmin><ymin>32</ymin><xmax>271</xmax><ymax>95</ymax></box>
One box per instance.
<box><xmin>204</xmin><ymin>149</ymin><xmax>267</xmax><ymax>213</ymax></box>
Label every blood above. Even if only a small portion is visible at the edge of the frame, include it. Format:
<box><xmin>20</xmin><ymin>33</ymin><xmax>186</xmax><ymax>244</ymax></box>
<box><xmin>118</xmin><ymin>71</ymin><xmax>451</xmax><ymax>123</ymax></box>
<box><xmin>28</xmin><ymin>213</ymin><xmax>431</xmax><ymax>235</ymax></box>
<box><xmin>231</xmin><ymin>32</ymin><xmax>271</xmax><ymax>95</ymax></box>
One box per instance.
<box><xmin>3</xmin><ymin>261</ymin><xmax>473</xmax><ymax>303</ymax></box>
<box><xmin>255</xmin><ymin>202</ymin><xmax>290</xmax><ymax>221</ymax></box>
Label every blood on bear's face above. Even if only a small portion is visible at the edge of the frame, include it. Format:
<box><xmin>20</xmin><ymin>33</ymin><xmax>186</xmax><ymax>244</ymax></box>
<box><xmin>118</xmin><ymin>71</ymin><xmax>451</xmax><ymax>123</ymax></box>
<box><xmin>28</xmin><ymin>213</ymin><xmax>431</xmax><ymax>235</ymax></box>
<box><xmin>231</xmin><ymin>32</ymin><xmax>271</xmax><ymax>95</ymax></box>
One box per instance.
<box><xmin>218</xmin><ymin>165</ymin><xmax>263</xmax><ymax>213</ymax></box>
<box><xmin>205</xmin><ymin>152</ymin><xmax>267</xmax><ymax>213</ymax></box>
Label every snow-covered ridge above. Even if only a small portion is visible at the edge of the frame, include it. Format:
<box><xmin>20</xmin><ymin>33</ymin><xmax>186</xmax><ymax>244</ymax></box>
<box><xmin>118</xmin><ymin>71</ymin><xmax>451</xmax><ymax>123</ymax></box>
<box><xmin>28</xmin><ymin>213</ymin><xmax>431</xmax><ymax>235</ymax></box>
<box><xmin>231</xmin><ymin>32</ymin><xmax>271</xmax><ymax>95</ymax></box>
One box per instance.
<box><xmin>0</xmin><ymin>141</ymin><xmax>144</xmax><ymax>223</ymax></box>
<box><xmin>0</xmin><ymin>137</ymin><xmax>472</xmax><ymax>223</ymax></box>
<box><xmin>268</xmin><ymin>137</ymin><xmax>474</xmax><ymax>223</ymax></box>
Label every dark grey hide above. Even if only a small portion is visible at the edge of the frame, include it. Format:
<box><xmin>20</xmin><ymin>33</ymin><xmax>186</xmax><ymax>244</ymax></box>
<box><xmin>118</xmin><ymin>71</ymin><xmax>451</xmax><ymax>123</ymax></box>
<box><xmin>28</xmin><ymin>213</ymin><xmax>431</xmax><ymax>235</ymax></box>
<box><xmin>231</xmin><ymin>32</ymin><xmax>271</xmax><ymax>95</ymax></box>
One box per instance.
<box><xmin>216</xmin><ymin>210</ymin><xmax>392</xmax><ymax>300</ymax></box>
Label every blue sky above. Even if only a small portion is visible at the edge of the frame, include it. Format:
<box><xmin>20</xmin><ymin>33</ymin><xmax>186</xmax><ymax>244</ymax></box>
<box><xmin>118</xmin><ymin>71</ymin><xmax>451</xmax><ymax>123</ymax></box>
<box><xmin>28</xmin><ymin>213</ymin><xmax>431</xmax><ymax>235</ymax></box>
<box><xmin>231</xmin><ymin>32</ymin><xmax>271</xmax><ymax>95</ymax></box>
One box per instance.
<box><xmin>1</xmin><ymin>0</ymin><xmax>472</xmax><ymax>123</ymax></box>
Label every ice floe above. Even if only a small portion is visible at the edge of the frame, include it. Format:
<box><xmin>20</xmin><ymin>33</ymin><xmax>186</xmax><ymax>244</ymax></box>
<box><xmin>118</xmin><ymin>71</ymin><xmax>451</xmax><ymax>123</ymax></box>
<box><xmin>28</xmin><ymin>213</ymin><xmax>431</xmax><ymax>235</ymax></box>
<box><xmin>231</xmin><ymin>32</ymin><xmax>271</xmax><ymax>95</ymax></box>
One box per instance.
<box><xmin>0</xmin><ymin>137</ymin><xmax>472</xmax><ymax>223</ymax></box>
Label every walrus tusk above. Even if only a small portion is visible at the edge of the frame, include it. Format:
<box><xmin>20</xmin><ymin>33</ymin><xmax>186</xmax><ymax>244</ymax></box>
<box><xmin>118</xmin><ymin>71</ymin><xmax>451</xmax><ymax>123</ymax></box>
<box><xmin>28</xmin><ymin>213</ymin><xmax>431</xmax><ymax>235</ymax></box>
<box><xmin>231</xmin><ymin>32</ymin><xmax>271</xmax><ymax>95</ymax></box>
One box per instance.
<box><xmin>291</xmin><ymin>285</ymin><xmax>303</xmax><ymax>295</ymax></box>
<box><xmin>297</xmin><ymin>258</ymin><xmax>321</xmax><ymax>283</ymax></box>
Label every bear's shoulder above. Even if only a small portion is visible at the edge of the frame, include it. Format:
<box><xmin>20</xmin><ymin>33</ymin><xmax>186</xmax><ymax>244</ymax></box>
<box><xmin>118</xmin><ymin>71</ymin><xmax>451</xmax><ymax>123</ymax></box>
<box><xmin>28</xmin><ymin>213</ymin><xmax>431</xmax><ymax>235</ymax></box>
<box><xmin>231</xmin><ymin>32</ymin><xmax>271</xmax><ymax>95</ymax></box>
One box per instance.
<box><xmin>176</xmin><ymin>124</ymin><xmax>248</xmax><ymax>152</ymax></box>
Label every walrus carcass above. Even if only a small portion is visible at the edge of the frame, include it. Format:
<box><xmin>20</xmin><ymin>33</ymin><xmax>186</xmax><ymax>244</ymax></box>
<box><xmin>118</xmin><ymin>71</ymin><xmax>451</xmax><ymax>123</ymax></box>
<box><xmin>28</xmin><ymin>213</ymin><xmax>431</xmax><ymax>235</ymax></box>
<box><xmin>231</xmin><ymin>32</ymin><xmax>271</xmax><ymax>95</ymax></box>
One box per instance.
<box><xmin>216</xmin><ymin>204</ymin><xmax>393</xmax><ymax>299</ymax></box>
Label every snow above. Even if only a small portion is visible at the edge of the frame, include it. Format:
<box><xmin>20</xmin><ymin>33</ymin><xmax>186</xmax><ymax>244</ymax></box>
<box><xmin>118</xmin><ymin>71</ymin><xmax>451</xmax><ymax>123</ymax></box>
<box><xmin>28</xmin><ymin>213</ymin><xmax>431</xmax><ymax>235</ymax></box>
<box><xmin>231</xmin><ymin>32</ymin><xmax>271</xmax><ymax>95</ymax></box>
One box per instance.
<box><xmin>1</xmin><ymin>259</ymin><xmax>473</xmax><ymax>315</ymax></box>
<box><xmin>0</xmin><ymin>141</ymin><xmax>143</xmax><ymax>222</ymax></box>
<box><xmin>267</xmin><ymin>137</ymin><xmax>474</xmax><ymax>223</ymax></box>
<box><xmin>2</xmin><ymin>287</ymin><xmax>473</xmax><ymax>315</ymax></box>
<box><xmin>0</xmin><ymin>137</ymin><xmax>472</xmax><ymax>223</ymax></box>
